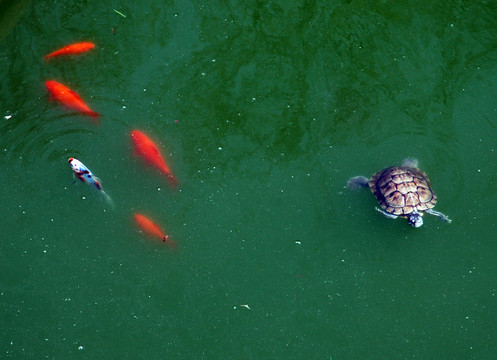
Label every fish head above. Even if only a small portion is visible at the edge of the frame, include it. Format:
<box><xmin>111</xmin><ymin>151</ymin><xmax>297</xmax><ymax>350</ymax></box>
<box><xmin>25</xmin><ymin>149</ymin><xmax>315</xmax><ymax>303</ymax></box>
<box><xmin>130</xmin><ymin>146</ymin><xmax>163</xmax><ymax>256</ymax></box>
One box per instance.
<box><xmin>45</xmin><ymin>80</ymin><xmax>58</xmax><ymax>91</ymax></box>
<box><xmin>130</xmin><ymin>130</ymin><xmax>159</xmax><ymax>157</ymax></box>
<box><xmin>68</xmin><ymin>157</ymin><xmax>83</xmax><ymax>172</ymax></box>
<box><xmin>130</xmin><ymin>130</ymin><xmax>145</xmax><ymax>144</ymax></box>
<box><xmin>45</xmin><ymin>80</ymin><xmax>67</xmax><ymax>98</ymax></box>
<box><xmin>68</xmin><ymin>157</ymin><xmax>92</xmax><ymax>183</ymax></box>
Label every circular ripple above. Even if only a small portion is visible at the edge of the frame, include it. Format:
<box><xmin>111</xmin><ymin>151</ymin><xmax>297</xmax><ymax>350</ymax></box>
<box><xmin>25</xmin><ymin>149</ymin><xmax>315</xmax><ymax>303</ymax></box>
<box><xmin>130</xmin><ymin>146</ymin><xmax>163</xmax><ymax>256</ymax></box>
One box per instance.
<box><xmin>1</xmin><ymin>111</ymin><xmax>96</xmax><ymax>172</ymax></box>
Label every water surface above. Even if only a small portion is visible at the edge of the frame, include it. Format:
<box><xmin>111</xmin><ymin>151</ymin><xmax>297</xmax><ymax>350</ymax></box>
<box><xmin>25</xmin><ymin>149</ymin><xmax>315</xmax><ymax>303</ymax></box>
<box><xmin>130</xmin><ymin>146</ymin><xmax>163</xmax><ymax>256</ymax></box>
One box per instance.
<box><xmin>1</xmin><ymin>1</ymin><xmax>497</xmax><ymax>359</ymax></box>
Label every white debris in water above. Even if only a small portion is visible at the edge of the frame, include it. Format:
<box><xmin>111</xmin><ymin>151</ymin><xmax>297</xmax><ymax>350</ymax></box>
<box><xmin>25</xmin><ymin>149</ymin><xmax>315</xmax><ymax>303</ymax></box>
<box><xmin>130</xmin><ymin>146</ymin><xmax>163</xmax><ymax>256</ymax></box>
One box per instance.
<box><xmin>4</xmin><ymin>114</ymin><xmax>12</xmax><ymax>120</ymax></box>
<box><xmin>234</xmin><ymin>304</ymin><xmax>251</xmax><ymax>310</ymax></box>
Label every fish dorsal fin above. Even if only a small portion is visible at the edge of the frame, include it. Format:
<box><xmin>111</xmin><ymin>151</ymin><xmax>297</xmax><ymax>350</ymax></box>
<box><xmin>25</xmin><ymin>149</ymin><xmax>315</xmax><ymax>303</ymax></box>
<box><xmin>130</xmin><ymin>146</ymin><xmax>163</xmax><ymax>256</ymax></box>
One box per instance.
<box><xmin>143</xmin><ymin>144</ymin><xmax>161</xmax><ymax>158</ymax></box>
<box><xmin>151</xmin><ymin>146</ymin><xmax>160</xmax><ymax>157</ymax></box>
<box><xmin>69</xmin><ymin>90</ymin><xmax>83</xmax><ymax>101</ymax></box>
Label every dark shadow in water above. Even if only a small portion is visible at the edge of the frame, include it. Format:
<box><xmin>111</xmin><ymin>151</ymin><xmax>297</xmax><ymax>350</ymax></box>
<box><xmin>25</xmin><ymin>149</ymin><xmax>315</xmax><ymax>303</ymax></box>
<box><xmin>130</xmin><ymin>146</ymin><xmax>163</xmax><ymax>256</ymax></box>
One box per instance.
<box><xmin>0</xmin><ymin>0</ymin><xmax>31</xmax><ymax>43</ymax></box>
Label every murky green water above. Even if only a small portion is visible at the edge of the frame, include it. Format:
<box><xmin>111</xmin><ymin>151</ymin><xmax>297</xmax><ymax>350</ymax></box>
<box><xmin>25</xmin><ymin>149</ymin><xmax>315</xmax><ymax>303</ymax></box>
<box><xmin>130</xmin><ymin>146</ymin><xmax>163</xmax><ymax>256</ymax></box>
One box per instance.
<box><xmin>1</xmin><ymin>0</ymin><xmax>497</xmax><ymax>358</ymax></box>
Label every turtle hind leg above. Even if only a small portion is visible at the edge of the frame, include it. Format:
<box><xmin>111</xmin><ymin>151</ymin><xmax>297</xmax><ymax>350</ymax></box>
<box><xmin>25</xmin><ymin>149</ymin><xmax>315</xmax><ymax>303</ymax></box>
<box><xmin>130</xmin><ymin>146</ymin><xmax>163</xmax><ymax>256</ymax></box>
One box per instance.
<box><xmin>425</xmin><ymin>209</ymin><xmax>452</xmax><ymax>223</ymax></box>
<box><xmin>347</xmin><ymin>176</ymin><xmax>370</xmax><ymax>190</ymax></box>
<box><xmin>375</xmin><ymin>207</ymin><xmax>398</xmax><ymax>219</ymax></box>
<box><xmin>402</xmin><ymin>157</ymin><xmax>419</xmax><ymax>168</ymax></box>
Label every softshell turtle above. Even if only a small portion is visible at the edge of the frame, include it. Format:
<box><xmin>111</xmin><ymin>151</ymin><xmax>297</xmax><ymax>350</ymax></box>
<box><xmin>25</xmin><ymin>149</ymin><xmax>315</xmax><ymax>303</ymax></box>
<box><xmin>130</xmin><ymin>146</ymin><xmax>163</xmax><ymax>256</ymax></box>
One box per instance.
<box><xmin>347</xmin><ymin>158</ymin><xmax>451</xmax><ymax>227</ymax></box>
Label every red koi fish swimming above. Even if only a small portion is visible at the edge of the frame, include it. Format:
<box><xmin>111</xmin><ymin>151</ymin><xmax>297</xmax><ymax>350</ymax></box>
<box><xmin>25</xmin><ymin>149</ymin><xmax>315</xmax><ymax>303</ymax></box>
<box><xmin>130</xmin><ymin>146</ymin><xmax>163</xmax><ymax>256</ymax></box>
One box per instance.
<box><xmin>68</xmin><ymin>157</ymin><xmax>114</xmax><ymax>208</ymax></box>
<box><xmin>133</xmin><ymin>213</ymin><xmax>176</xmax><ymax>248</ymax></box>
<box><xmin>130</xmin><ymin>130</ymin><xmax>179</xmax><ymax>188</ymax></box>
<box><xmin>45</xmin><ymin>80</ymin><xmax>100</xmax><ymax>124</ymax></box>
<box><xmin>44</xmin><ymin>42</ymin><xmax>95</xmax><ymax>60</ymax></box>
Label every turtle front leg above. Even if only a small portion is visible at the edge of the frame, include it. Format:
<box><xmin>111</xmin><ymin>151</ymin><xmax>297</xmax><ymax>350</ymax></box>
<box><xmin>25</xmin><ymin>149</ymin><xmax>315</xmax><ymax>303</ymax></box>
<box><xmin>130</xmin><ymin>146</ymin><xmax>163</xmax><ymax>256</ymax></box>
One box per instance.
<box><xmin>425</xmin><ymin>209</ymin><xmax>452</xmax><ymax>223</ymax></box>
<box><xmin>375</xmin><ymin>207</ymin><xmax>398</xmax><ymax>219</ymax></box>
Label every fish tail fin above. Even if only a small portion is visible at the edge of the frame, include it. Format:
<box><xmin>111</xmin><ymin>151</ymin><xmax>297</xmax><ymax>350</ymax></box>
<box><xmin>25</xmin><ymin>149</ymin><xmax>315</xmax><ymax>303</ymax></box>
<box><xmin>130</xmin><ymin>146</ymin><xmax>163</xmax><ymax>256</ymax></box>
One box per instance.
<box><xmin>87</xmin><ymin>111</ymin><xmax>101</xmax><ymax>125</ymax></box>
<box><xmin>101</xmin><ymin>191</ymin><xmax>115</xmax><ymax>209</ymax></box>
<box><xmin>167</xmin><ymin>174</ymin><xmax>180</xmax><ymax>190</ymax></box>
<box><xmin>163</xmin><ymin>235</ymin><xmax>177</xmax><ymax>250</ymax></box>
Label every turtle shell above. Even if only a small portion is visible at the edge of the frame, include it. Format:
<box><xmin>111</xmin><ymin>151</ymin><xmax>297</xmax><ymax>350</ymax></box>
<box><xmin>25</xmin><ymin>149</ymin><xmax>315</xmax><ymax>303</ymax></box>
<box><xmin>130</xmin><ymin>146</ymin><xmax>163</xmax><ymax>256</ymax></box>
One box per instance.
<box><xmin>369</xmin><ymin>166</ymin><xmax>437</xmax><ymax>216</ymax></box>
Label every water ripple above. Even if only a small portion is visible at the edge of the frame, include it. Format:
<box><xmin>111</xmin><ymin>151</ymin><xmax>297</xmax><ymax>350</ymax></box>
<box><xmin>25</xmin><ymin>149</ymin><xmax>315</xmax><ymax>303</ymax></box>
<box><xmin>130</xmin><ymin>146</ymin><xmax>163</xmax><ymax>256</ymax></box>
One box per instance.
<box><xmin>1</xmin><ymin>112</ymin><xmax>95</xmax><ymax>171</ymax></box>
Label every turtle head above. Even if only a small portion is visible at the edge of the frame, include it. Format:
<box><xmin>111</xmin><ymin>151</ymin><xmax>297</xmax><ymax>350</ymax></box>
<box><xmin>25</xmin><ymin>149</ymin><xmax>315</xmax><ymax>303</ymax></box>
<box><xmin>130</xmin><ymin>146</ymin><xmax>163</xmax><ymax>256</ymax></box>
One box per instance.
<box><xmin>408</xmin><ymin>212</ymin><xmax>423</xmax><ymax>227</ymax></box>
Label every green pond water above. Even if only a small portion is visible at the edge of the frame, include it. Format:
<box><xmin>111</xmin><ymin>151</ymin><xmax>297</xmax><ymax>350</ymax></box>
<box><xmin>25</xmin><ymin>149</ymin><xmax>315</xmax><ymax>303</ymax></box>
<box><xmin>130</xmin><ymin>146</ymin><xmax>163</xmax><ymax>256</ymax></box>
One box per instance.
<box><xmin>1</xmin><ymin>0</ymin><xmax>497</xmax><ymax>359</ymax></box>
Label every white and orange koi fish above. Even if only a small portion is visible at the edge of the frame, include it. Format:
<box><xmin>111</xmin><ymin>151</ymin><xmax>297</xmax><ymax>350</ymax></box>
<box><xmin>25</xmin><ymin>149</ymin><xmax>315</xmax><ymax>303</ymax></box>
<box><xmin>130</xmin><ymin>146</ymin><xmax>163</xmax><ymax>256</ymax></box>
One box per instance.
<box><xmin>68</xmin><ymin>157</ymin><xmax>114</xmax><ymax>208</ymax></box>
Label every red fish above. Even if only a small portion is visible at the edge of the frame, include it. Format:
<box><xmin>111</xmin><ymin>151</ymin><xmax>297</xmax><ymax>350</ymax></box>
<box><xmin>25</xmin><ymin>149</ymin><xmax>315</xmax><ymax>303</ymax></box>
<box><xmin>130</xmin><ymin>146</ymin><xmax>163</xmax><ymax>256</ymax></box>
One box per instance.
<box><xmin>131</xmin><ymin>130</ymin><xmax>179</xmax><ymax>188</ymax></box>
<box><xmin>44</xmin><ymin>42</ymin><xmax>95</xmax><ymax>60</ymax></box>
<box><xmin>45</xmin><ymin>80</ymin><xmax>100</xmax><ymax>124</ymax></box>
<box><xmin>134</xmin><ymin>213</ymin><xmax>176</xmax><ymax>248</ymax></box>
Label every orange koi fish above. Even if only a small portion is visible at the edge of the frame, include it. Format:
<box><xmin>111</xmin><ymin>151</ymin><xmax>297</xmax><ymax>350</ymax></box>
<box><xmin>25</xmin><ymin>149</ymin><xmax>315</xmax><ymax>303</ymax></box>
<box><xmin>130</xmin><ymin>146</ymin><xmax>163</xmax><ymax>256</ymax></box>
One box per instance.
<box><xmin>45</xmin><ymin>80</ymin><xmax>100</xmax><ymax>124</ymax></box>
<box><xmin>130</xmin><ymin>130</ymin><xmax>179</xmax><ymax>188</ymax></box>
<box><xmin>44</xmin><ymin>42</ymin><xmax>95</xmax><ymax>60</ymax></box>
<box><xmin>134</xmin><ymin>213</ymin><xmax>176</xmax><ymax>248</ymax></box>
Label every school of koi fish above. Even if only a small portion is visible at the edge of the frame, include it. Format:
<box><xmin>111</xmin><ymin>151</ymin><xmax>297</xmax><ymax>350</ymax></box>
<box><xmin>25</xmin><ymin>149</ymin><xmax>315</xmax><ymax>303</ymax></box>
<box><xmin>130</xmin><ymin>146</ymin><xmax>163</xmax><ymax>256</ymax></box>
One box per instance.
<box><xmin>44</xmin><ymin>41</ymin><xmax>176</xmax><ymax>248</ymax></box>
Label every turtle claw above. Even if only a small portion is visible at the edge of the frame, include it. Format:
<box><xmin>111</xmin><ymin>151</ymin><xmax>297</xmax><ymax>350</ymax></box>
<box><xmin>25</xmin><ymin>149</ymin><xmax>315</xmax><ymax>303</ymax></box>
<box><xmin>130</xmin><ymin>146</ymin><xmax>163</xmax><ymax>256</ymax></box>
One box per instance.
<box><xmin>425</xmin><ymin>209</ymin><xmax>452</xmax><ymax>223</ymax></box>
